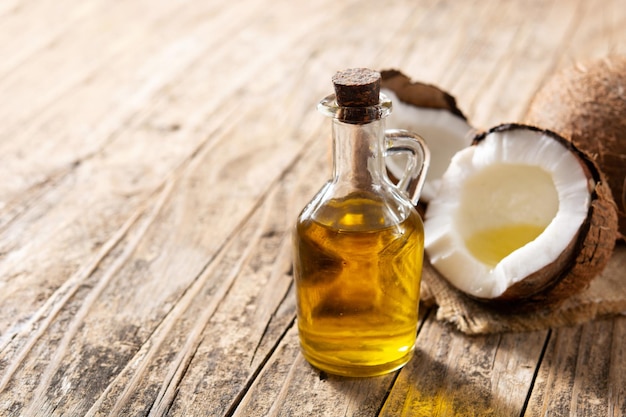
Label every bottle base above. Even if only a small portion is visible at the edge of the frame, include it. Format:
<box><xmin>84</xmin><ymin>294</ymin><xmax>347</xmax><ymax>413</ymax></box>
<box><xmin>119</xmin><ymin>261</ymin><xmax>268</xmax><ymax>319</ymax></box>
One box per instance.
<box><xmin>300</xmin><ymin>346</ymin><xmax>414</xmax><ymax>377</ymax></box>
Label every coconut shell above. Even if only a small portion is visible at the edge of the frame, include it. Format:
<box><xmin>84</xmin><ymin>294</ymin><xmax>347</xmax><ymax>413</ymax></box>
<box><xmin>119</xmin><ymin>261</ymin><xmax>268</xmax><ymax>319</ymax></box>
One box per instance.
<box><xmin>380</xmin><ymin>69</ymin><xmax>467</xmax><ymax>119</ymax></box>
<box><xmin>472</xmin><ymin>124</ymin><xmax>619</xmax><ymax>309</ymax></box>
<box><xmin>525</xmin><ymin>56</ymin><xmax>626</xmax><ymax>240</ymax></box>
<box><xmin>380</xmin><ymin>69</ymin><xmax>474</xmax><ymax>204</ymax></box>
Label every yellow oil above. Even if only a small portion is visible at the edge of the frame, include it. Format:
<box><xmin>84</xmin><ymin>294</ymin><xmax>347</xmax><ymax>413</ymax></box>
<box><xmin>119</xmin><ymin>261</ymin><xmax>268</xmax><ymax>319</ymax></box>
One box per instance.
<box><xmin>293</xmin><ymin>193</ymin><xmax>424</xmax><ymax>376</ymax></box>
<box><xmin>465</xmin><ymin>224</ymin><xmax>545</xmax><ymax>268</ymax></box>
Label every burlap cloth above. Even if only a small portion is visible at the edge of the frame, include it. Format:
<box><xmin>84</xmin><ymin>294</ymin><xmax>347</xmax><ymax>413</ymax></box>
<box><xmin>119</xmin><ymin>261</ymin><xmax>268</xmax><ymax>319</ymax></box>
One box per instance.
<box><xmin>419</xmin><ymin>244</ymin><xmax>626</xmax><ymax>334</ymax></box>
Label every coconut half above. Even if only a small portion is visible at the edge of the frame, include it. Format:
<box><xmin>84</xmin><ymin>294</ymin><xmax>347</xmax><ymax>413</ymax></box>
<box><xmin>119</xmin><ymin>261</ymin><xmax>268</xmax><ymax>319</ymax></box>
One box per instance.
<box><xmin>525</xmin><ymin>55</ymin><xmax>626</xmax><ymax>240</ymax></box>
<box><xmin>380</xmin><ymin>70</ymin><xmax>475</xmax><ymax>202</ymax></box>
<box><xmin>425</xmin><ymin>124</ymin><xmax>618</xmax><ymax>304</ymax></box>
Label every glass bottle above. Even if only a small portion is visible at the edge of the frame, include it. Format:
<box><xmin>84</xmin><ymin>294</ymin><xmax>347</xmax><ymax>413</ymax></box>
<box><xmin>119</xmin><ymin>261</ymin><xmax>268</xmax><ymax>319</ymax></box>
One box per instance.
<box><xmin>293</xmin><ymin>68</ymin><xmax>430</xmax><ymax>377</ymax></box>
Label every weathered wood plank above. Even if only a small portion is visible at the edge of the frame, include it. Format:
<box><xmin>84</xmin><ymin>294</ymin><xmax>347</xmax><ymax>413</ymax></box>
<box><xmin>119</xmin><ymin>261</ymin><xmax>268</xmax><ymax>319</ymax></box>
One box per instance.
<box><xmin>0</xmin><ymin>0</ymin><xmax>267</xmax><ymax>229</ymax></box>
<box><xmin>231</xmin><ymin>326</ymin><xmax>399</xmax><ymax>417</ymax></box>
<box><xmin>0</xmin><ymin>0</ymin><xmax>108</xmax><ymax>79</ymax></box>
<box><xmin>551</xmin><ymin>0</ymin><xmax>626</xmax><ymax>65</ymax></box>
<box><xmin>0</xmin><ymin>0</ymin><xmax>442</xmax><ymax>411</ymax></box>
<box><xmin>153</xmin><ymin>2</ymin><xmax>454</xmax><ymax>413</ymax></box>
<box><xmin>1</xmin><ymin>0</ymin><xmax>625</xmax><ymax>416</ymax></box>
<box><xmin>81</xmin><ymin>184</ymin><xmax>298</xmax><ymax>416</ymax></box>
<box><xmin>0</xmin><ymin>0</ymin><xmax>191</xmax><ymax>131</ymax></box>
<box><xmin>0</xmin><ymin>0</ymin><xmax>364</xmax><ymax>413</ymax></box>
<box><xmin>526</xmin><ymin>317</ymin><xmax>626</xmax><ymax>417</ymax></box>
<box><xmin>0</xmin><ymin>0</ymin><xmax>335</xmax><ymax>339</ymax></box>
<box><xmin>380</xmin><ymin>320</ymin><xmax>546</xmax><ymax>417</ymax></box>
<box><xmin>457</xmin><ymin>0</ymin><xmax>587</xmax><ymax>126</ymax></box>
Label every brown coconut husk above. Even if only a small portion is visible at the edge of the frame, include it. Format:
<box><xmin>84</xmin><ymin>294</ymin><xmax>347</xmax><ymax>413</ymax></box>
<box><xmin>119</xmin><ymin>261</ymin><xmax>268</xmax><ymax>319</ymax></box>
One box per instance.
<box><xmin>525</xmin><ymin>56</ymin><xmax>626</xmax><ymax>240</ymax></box>
<box><xmin>380</xmin><ymin>69</ymin><xmax>467</xmax><ymax>119</ymax></box>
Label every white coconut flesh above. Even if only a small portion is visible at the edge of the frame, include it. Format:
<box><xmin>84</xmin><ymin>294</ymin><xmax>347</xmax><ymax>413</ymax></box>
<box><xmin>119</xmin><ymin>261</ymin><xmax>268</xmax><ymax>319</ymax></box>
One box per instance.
<box><xmin>383</xmin><ymin>89</ymin><xmax>475</xmax><ymax>201</ymax></box>
<box><xmin>424</xmin><ymin>128</ymin><xmax>592</xmax><ymax>299</ymax></box>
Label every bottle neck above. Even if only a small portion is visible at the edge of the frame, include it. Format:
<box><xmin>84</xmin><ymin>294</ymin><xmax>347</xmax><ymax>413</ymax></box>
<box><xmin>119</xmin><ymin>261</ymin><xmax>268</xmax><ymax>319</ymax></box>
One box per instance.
<box><xmin>331</xmin><ymin>118</ymin><xmax>387</xmax><ymax>190</ymax></box>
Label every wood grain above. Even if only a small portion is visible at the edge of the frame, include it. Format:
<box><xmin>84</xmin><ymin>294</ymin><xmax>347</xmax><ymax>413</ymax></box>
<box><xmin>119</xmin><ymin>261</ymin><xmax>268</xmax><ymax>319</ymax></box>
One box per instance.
<box><xmin>380</xmin><ymin>319</ymin><xmax>547</xmax><ymax>417</ymax></box>
<box><xmin>526</xmin><ymin>318</ymin><xmax>626</xmax><ymax>416</ymax></box>
<box><xmin>0</xmin><ymin>0</ymin><xmax>625</xmax><ymax>415</ymax></box>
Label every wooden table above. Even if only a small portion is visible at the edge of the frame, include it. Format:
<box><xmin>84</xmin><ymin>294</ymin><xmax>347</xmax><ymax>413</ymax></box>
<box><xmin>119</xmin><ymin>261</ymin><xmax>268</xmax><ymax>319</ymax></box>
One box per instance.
<box><xmin>1</xmin><ymin>1</ymin><xmax>624</xmax><ymax>415</ymax></box>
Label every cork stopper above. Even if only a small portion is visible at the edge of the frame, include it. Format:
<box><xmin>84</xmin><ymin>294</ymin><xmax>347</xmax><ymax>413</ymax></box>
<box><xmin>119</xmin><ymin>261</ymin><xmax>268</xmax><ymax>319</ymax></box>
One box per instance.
<box><xmin>332</xmin><ymin>68</ymin><xmax>381</xmax><ymax>107</ymax></box>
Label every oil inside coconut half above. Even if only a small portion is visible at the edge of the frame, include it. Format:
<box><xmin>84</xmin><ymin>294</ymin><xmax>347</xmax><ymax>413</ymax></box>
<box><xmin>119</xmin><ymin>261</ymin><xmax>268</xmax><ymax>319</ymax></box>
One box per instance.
<box><xmin>458</xmin><ymin>164</ymin><xmax>559</xmax><ymax>268</ymax></box>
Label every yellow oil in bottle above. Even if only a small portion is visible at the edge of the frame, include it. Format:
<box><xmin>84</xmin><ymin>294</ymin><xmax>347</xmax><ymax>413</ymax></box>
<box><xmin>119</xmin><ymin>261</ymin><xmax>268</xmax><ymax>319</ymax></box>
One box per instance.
<box><xmin>293</xmin><ymin>193</ymin><xmax>423</xmax><ymax>376</ymax></box>
<box><xmin>465</xmin><ymin>224</ymin><xmax>545</xmax><ymax>268</ymax></box>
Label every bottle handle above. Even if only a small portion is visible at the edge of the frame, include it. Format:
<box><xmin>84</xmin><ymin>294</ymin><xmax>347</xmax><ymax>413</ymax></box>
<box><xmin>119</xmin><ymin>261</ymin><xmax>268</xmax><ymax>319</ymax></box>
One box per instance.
<box><xmin>384</xmin><ymin>129</ymin><xmax>431</xmax><ymax>205</ymax></box>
